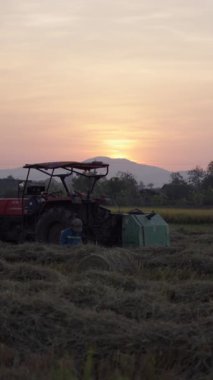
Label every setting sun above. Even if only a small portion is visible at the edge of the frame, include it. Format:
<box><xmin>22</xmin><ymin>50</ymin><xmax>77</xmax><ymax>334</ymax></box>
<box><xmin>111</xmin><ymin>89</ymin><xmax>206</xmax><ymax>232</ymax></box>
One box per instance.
<box><xmin>104</xmin><ymin>139</ymin><xmax>136</xmax><ymax>159</ymax></box>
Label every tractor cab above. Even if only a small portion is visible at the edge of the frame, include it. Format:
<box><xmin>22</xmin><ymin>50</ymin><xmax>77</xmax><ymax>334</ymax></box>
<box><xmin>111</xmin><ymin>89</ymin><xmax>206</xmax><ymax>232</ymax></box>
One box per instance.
<box><xmin>23</xmin><ymin>161</ymin><xmax>109</xmax><ymax>198</ymax></box>
<box><xmin>20</xmin><ymin>161</ymin><xmax>110</xmax><ymax>243</ymax></box>
<box><xmin>20</xmin><ymin>160</ymin><xmax>109</xmax><ymax>215</ymax></box>
<box><xmin>0</xmin><ymin>161</ymin><xmax>110</xmax><ymax>243</ymax></box>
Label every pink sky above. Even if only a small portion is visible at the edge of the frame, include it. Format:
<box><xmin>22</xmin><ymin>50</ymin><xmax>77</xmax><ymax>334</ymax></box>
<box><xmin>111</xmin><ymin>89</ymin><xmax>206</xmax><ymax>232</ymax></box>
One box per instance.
<box><xmin>0</xmin><ymin>0</ymin><xmax>213</xmax><ymax>171</ymax></box>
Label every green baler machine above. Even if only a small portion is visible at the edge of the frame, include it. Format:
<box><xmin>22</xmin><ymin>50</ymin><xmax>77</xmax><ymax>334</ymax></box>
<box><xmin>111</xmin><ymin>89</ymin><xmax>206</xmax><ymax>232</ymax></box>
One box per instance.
<box><xmin>122</xmin><ymin>212</ymin><xmax>170</xmax><ymax>248</ymax></box>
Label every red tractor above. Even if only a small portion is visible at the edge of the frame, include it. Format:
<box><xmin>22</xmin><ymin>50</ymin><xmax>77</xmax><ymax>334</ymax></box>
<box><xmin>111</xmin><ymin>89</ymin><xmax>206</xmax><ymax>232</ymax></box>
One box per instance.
<box><xmin>0</xmin><ymin>161</ymin><xmax>121</xmax><ymax>245</ymax></box>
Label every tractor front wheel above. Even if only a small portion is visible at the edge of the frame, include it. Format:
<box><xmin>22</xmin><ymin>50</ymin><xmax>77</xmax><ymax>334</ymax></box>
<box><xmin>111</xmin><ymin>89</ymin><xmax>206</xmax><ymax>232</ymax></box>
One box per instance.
<box><xmin>35</xmin><ymin>207</ymin><xmax>75</xmax><ymax>244</ymax></box>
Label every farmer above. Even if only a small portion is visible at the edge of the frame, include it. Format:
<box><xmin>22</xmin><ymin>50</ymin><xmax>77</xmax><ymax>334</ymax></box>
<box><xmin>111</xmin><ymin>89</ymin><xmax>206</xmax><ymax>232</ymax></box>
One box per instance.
<box><xmin>60</xmin><ymin>218</ymin><xmax>83</xmax><ymax>246</ymax></box>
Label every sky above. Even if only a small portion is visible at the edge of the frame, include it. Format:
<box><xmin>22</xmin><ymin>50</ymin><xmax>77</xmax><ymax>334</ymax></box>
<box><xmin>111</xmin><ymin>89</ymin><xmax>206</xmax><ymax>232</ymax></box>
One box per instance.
<box><xmin>0</xmin><ymin>0</ymin><xmax>213</xmax><ymax>171</ymax></box>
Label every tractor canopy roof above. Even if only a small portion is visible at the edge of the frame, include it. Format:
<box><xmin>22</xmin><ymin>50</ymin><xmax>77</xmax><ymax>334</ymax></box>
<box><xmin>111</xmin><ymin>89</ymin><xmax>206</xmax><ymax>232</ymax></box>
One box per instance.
<box><xmin>23</xmin><ymin>161</ymin><xmax>109</xmax><ymax>178</ymax></box>
<box><xmin>22</xmin><ymin>161</ymin><xmax>109</xmax><ymax>197</ymax></box>
<box><xmin>24</xmin><ymin>161</ymin><xmax>109</xmax><ymax>171</ymax></box>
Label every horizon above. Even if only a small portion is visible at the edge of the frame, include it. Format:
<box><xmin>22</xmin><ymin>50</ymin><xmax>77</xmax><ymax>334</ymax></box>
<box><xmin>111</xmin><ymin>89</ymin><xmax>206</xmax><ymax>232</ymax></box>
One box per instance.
<box><xmin>0</xmin><ymin>0</ymin><xmax>212</xmax><ymax>171</ymax></box>
<box><xmin>0</xmin><ymin>155</ymin><xmax>210</xmax><ymax>173</ymax></box>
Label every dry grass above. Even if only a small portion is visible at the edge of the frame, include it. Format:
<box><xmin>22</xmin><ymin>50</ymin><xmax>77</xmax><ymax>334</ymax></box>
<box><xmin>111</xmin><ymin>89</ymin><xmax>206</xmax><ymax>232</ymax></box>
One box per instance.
<box><xmin>0</xmin><ymin>223</ymin><xmax>212</xmax><ymax>379</ymax></box>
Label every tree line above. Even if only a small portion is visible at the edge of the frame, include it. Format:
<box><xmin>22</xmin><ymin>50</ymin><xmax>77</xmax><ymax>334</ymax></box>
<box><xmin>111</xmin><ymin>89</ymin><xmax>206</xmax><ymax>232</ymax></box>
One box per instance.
<box><xmin>72</xmin><ymin>161</ymin><xmax>213</xmax><ymax>207</ymax></box>
<box><xmin>0</xmin><ymin>161</ymin><xmax>213</xmax><ymax>207</ymax></box>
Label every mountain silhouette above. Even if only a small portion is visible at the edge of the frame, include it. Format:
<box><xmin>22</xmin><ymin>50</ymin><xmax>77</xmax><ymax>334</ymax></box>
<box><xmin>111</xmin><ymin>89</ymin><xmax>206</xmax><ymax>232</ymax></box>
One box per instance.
<box><xmin>0</xmin><ymin>157</ymin><xmax>178</xmax><ymax>187</ymax></box>
<box><xmin>86</xmin><ymin>157</ymin><xmax>172</xmax><ymax>187</ymax></box>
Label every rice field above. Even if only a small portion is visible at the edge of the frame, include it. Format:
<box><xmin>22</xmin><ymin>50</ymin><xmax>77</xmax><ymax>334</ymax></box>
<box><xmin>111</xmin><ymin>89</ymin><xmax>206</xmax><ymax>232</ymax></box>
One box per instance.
<box><xmin>0</xmin><ymin>220</ymin><xmax>212</xmax><ymax>379</ymax></box>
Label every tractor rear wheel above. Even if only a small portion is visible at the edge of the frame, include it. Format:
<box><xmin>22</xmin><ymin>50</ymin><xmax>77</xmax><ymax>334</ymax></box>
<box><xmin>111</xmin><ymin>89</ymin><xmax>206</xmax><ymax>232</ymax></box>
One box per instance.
<box><xmin>35</xmin><ymin>207</ymin><xmax>75</xmax><ymax>244</ymax></box>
